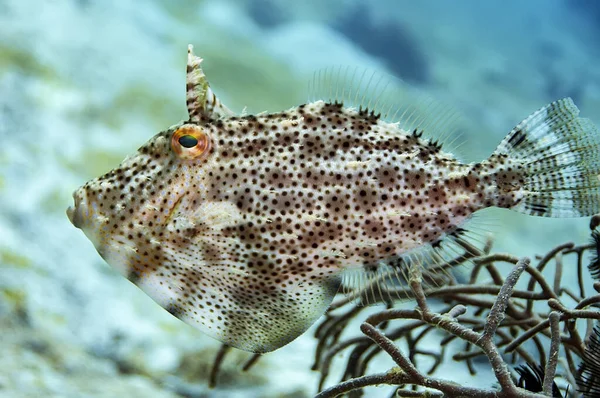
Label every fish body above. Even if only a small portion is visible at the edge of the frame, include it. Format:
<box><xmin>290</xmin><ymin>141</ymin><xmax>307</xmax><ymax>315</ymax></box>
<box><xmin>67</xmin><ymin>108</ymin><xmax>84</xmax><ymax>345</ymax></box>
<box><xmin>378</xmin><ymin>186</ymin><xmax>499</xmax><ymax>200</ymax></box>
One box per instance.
<box><xmin>67</xmin><ymin>46</ymin><xmax>600</xmax><ymax>353</ymax></box>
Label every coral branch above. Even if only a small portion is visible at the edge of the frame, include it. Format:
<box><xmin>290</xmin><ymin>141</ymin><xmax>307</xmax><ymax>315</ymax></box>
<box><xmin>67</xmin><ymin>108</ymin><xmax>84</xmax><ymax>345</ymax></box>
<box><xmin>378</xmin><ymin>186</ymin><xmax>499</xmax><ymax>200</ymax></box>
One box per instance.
<box><xmin>483</xmin><ymin>258</ymin><xmax>528</xmax><ymax>340</ymax></box>
<box><xmin>360</xmin><ymin>323</ymin><xmax>423</xmax><ymax>381</ymax></box>
<box><xmin>209</xmin><ymin>344</ymin><xmax>230</xmax><ymax>388</ymax></box>
<box><xmin>314</xmin><ymin>372</ymin><xmax>411</xmax><ymax>398</ymax></box>
<box><xmin>543</xmin><ymin>312</ymin><xmax>560</xmax><ymax>396</ymax></box>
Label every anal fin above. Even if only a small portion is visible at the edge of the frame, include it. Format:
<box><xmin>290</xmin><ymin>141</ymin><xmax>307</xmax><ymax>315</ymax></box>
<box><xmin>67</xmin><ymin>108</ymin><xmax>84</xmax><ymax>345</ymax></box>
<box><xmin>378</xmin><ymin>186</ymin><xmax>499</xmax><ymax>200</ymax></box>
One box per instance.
<box><xmin>340</xmin><ymin>220</ymin><xmax>491</xmax><ymax>306</ymax></box>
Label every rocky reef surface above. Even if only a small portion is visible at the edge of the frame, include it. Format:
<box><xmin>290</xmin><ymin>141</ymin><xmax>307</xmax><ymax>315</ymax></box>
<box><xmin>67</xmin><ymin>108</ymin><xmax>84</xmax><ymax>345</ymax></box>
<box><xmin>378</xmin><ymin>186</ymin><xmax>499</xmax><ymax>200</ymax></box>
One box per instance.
<box><xmin>1</xmin><ymin>0</ymin><xmax>599</xmax><ymax>397</ymax></box>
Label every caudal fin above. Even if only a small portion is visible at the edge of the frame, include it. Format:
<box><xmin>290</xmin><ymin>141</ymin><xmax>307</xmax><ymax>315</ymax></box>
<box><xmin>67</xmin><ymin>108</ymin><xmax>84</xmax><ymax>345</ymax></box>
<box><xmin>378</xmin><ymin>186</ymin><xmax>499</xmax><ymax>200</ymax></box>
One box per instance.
<box><xmin>494</xmin><ymin>98</ymin><xmax>600</xmax><ymax>217</ymax></box>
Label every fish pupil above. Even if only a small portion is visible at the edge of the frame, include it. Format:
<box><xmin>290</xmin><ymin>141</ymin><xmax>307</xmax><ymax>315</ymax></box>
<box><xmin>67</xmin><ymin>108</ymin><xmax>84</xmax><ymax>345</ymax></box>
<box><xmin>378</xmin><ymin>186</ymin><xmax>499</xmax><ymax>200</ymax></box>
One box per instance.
<box><xmin>178</xmin><ymin>135</ymin><xmax>198</xmax><ymax>148</ymax></box>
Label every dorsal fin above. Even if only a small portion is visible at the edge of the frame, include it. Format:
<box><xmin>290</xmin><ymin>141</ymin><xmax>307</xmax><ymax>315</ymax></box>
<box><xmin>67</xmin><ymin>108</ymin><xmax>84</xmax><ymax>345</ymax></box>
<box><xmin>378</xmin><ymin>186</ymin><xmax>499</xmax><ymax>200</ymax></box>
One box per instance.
<box><xmin>186</xmin><ymin>44</ymin><xmax>235</xmax><ymax>121</ymax></box>
<box><xmin>306</xmin><ymin>66</ymin><xmax>467</xmax><ymax>155</ymax></box>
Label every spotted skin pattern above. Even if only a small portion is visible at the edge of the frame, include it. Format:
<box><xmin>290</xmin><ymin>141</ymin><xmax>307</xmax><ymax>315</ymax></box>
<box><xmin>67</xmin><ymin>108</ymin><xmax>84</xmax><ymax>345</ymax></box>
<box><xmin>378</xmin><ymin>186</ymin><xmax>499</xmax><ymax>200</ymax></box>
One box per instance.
<box><xmin>67</xmin><ymin>46</ymin><xmax>600</xmax><ymax>353</ymax></box>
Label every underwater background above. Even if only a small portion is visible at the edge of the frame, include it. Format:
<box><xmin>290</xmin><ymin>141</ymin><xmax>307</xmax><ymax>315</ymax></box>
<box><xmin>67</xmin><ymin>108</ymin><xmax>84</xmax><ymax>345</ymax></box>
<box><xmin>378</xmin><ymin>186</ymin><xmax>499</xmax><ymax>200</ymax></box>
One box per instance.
<box><xmin>1</xmin><ymin>0</ymin><xmax>599</xmax><ymax>397</ymax></box>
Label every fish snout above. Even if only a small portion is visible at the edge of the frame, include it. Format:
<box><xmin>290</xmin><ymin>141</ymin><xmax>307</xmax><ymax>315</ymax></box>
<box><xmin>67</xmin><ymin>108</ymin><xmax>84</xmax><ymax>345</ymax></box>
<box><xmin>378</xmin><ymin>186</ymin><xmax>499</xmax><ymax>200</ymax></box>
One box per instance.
<box><xmin>67</xmin><ymin>189</ymin><xmax>89</xmax><ymax>229</ymax></box>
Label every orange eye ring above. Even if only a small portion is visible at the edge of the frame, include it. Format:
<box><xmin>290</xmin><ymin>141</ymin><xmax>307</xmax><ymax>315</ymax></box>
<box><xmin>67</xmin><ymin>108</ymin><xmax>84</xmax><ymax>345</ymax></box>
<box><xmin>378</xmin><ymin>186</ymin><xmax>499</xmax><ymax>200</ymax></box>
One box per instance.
<box><xmin>171</xmin><ymin>125</ymin><xmax>211</xmax><ymax>160</ymax></box>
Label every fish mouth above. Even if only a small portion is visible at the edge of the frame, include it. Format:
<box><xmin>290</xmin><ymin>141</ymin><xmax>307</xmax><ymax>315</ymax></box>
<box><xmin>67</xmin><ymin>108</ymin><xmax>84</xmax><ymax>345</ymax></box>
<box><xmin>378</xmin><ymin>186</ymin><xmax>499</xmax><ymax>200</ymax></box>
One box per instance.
<box><xmin>67</xmin><ymin>189</ymin><xmax>88</xmax><ymax>229</ymax></box>
<box><xmin>66</xmin><ymin>205</ymin><xmax>75</xmax><ymax>225</ymax></box>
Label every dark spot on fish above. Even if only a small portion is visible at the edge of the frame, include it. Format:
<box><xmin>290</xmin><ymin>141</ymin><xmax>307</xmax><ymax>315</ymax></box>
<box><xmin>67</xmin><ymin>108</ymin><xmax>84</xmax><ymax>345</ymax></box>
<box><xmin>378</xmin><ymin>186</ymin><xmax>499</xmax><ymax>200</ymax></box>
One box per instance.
<box><xmin>166</xmin><ymin>304</ymin><xmax>184</xmax><ymax>318</ymax></box>
<box><xmin>508</xmin><ymin>129</ymin><xmax>526</xmax><ymax>148</ymax></box>
<box><xmin>128</xmin><ymin>268</ymin><xmax>141</xmax><ymax>284</ymax></box>
<box><xmin>363</xmin><ymin>263</ymin><xmax>378</xmax><ymax>273</ymax></box>
<box><xmin>412</xmin><ymin>128</ymin><xmax>424</xmax><ymax>138</ymax></box>
<box><xmin>449</xmin><ymin>227</ymin><xmax>466</xmax><ymax>237</ymax></box>
<box><xmin>525</xmin><ymin>202</ymin><xmax>548</xmax><ymax>216</ymax></box>
<box><xmin>462</xmin><ymin>176</ymin><xmax>471</xmax><ymax>188</ymax></box>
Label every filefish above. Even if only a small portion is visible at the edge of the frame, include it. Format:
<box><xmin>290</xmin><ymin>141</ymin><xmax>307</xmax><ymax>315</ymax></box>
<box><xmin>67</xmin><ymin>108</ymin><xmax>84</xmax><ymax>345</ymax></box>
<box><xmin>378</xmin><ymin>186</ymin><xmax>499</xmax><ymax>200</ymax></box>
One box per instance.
<box><xmin>67</xmin><ymin>45</ymin><xmax>600</xmax><ymax>353</ymax></box>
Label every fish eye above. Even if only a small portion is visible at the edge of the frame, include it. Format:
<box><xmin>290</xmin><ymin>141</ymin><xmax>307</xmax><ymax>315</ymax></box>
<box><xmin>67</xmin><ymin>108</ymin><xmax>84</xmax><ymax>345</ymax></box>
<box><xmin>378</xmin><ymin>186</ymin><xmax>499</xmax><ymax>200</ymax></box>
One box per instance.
<box><xmin>178</xmin><ymin>135</ymin><xmax>198</xmax><ymax>148</ymax></box>
<box><xmin>171</xmin><ymin>125</ymin><xmax>211</xmax><ymax>159</ymax></box>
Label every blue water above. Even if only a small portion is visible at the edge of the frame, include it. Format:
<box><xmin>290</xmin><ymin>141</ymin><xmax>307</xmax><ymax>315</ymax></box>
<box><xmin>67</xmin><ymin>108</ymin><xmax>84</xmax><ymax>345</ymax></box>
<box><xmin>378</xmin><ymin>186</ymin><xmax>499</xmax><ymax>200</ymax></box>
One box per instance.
<box><xmin>0</xmin><ymin>1</ymin><xmax>598</xmax><ymax>397</ymax></box>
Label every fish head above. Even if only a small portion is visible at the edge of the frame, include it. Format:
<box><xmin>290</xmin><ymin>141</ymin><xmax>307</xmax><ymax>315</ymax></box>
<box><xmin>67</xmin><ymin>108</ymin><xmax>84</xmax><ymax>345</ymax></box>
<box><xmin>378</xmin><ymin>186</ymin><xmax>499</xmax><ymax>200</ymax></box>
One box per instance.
<box><xmin>67</xmin><ymin>117</ymin><xmax>340</xmax><ymax>353</ymax></box>
<box><xmin>67</xmin><ymin>122</ymin><xmax>216</xmax><ymax>277</ymax></box>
